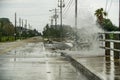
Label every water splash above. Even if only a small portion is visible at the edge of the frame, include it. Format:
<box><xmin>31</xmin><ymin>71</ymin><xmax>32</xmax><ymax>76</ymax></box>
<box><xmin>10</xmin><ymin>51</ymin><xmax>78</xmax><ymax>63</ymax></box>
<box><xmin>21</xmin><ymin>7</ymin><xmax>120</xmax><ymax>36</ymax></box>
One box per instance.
<box><xmin>65</xmin><ymin>5</ymin><xmax>104</xmax><ymax>56</ymax></box>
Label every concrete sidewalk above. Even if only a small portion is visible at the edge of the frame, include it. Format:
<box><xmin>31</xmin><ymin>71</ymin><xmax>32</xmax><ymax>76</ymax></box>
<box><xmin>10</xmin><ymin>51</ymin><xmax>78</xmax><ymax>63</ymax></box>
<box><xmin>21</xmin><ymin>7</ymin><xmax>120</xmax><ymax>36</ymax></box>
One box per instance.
<box><xmin>61</xmin><ymin>52</ymin><xmax>120</xmax><ymax>80</ymax></box>
<box><xmin>0</xmin><ymin>37</ymin><xmax>42</xmax><ymax>54</ymax></box>
<box><xmin>0</xmin><ymin>41</ymin><xmax>25</xmax><ymax>54</ymax></box>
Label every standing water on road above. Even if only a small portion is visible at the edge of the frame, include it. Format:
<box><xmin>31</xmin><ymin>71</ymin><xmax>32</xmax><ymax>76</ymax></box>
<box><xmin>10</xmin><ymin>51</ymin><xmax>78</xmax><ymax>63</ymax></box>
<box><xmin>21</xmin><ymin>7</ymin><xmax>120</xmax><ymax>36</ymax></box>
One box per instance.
<box><xmin>0</xmin><ymin>42</ymin><xmax>88</xmax><ymax>80</ymax></box>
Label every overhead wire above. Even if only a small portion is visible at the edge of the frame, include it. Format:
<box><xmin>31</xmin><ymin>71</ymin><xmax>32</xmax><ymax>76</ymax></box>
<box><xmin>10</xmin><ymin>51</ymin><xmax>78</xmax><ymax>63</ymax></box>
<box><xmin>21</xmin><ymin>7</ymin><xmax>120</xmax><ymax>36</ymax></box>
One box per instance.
<box><xmin>105</xmin><ymin>0</ymin><xmax>108</xmax><ymax>12</ymax></box>
<box><xmin>64</xmin><ymin>0</ymin><xmax>74</xmax><ymax>17</ymax></box>
<box><xmin>57</xmin><ymin>0</ymin><xmax>72</xmax><ymax>22</ymax></box>
<box><xmin>105</xmin><ymin>0</ymin><xmax>113</xmax><ymax>14</ymax></box>
<box><xmin>63</xmin><ymin>0</ymin><xmax>72</xmax><ymax>13</ymax></box>
<box><xmin>63</xmin><ymin>0</ymin><xmax>74</xmax><ymax>16</ymax></box>
<box><xmin>107</xmin><ymin>0</ymin><xmax>113</xmax><ymax>13</ymax></box>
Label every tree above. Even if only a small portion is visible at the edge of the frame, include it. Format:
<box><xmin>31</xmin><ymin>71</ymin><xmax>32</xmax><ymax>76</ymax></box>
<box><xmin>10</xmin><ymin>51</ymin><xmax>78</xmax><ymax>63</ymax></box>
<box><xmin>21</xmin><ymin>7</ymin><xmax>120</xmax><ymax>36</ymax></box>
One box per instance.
<box><xmin>101</xmin><ymin>19</ymin><xmax>118</xmax><ymax>31</ymax></box>
<box><xmin>0</xmin><ymin>18</ymin><xmax>12</xmax><ymax>41</ymax></box>
<box><xmin>0</xmin><ymin>18</ymin><xmax>14</xmax><ymax>36</ymax></box>
<box><xmin>2</xmin><ymin>23</ymin><xmax>14</xmax><ymax>36</ymax></box>
<box><xmin>42</xmin><ymin>24</ymin><xmax>49</xmax><ymax>37</ymax></box>
<box><xmin>94</xmin><ymin>8</ymin><xmax>107</xmax><ymax>24</ymax></box>
<box><xmin>95</xmin><ymin>8</ymin><xmax>119</xmax><ymax>31</ymax></box>
<box><xmin>42</xmin><ymin>24</ymin><xmax>74</xmax><ymax>41</ymax></box>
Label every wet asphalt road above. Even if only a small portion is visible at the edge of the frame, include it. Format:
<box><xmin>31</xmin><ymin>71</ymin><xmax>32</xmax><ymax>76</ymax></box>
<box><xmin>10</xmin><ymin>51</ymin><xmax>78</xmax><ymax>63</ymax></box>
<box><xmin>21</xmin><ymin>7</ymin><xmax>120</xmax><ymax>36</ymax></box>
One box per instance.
<box><xmin>0</xmin><ymin>42</ymin><xmax>88</xmax><ymax>80</ymax></box>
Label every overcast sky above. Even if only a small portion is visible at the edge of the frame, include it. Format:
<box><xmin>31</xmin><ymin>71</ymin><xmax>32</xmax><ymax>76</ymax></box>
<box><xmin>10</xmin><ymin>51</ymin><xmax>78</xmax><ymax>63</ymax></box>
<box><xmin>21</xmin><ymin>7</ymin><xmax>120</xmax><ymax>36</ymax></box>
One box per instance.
<box><xmin>0</xmin><ymin>0</ymin><xmax>119</xmax><ymax>32</ymax></box>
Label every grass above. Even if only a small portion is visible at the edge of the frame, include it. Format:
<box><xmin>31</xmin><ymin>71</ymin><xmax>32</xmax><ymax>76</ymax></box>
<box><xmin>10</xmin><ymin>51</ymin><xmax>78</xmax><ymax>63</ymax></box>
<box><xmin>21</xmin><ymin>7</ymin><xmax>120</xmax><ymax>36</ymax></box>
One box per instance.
<box><xmin>0</xmin><ymin>36</ymin><xmax>26</xmax><ymax>42</ymax></box>
<box><xmin>0</xmin><ymin>36</ymin><xmax>15</xmax><ymax>42</ymax></box>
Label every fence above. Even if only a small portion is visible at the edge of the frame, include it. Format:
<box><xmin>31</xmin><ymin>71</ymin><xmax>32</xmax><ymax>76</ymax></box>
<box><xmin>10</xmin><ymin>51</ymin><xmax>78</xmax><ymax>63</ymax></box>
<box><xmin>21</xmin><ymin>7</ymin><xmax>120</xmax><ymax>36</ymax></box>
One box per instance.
<box><xmin>99</xmin><ymin>32</ymin><xmax>120</xmax><ymax>60</ymax></box>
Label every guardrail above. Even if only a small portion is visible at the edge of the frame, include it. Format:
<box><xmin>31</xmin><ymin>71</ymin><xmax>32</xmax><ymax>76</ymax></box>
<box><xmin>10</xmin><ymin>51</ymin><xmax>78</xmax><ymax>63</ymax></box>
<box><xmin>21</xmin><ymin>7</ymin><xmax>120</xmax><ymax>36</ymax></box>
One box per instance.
<box><xmin>99</xmin><ymin>32</ymin><xmax>120</xmax><ymax>59</ymax></box>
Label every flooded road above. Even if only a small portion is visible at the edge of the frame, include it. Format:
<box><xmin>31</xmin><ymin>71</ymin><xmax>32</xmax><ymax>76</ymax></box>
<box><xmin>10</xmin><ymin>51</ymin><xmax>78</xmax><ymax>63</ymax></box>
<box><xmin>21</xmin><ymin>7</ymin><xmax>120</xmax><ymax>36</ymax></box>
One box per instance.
<box><xmin>0</xmin><ymin>42</ymin><xmax>88</xmax><ymax>80</ymax></box>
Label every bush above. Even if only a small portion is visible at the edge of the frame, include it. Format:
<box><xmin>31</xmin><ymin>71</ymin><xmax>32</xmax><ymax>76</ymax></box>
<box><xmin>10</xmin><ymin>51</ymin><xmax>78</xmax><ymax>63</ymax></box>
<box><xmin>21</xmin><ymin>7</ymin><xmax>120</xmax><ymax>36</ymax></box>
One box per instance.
<box><xmin>1</xmin><ymin>36</ymin><xmax>15</xmax><ymax>42</ymax></box>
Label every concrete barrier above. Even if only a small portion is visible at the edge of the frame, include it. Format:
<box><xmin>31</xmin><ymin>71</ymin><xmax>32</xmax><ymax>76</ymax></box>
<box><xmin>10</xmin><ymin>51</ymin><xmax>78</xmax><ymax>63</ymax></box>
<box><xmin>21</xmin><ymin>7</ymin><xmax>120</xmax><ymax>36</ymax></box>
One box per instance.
<box><xmin>61</xmin><ymin>52</ymin><xmax>103</xmax><ymax>80</ymax></box>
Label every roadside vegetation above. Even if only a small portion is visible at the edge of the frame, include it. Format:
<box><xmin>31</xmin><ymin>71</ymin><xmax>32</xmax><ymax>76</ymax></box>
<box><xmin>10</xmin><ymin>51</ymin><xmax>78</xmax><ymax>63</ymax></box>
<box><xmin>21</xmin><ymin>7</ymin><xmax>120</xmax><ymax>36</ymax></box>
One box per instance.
<box><xmin>0</xmin><ymin>18</ymin><xmax>41</xmax><ymax>42</ymax></box>
<box><xmin>42</xmin><ymin>24</ymin><xmax>74</xmax><ymax>42</ymax></box>
<box><xmin>42</xmin><ymin>8</ymin><xmax>119</xmax><ymax>42</ymax></box>
<box><xmin>94</xmin><ymin>8</ymin><xmax>119</xmax><ymax>31</ymax></box>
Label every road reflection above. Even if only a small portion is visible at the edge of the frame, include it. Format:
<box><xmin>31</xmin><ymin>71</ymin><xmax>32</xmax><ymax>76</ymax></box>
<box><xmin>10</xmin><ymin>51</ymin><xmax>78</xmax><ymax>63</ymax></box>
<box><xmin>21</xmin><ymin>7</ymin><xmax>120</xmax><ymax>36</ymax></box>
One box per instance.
<box><xmin>0</xmin><ymin>42</ymin><xmax>88</xmax><ymax>80</ymax></box>
<box><xmin>105</xmin><ymin>56</ymin><xmax>120</xmax><ymax>80</ymax></box>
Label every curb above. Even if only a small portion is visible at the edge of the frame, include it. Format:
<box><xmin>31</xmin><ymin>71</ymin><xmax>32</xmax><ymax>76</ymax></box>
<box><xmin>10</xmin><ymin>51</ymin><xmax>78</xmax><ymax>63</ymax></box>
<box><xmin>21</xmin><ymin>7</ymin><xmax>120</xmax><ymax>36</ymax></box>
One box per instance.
<box><xmin>61</xmin><ymin>52</ymin><xmax>103</xmax><ymax>80</ymax></box>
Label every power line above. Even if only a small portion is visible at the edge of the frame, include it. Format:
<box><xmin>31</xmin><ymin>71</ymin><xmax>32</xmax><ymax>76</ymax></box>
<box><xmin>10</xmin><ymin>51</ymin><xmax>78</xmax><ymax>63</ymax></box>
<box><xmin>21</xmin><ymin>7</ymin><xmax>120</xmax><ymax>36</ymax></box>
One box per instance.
<box><xmin>107</xmin><ymin>0</ymin><xmax>113</xmax><ymax>13</ymax></box>
<box><xmin>63</xmin><ymin>1</ymin><xmax>74</xmax><ymax>18</ymax></box>
<box><xmin>105</xmin><ymin>0</ymin><xmax>113</xmax><ymax>13</ymax></box>
<box><xmin>63</xmin><ymin>0</ymin><xmax>72</xmax><ymax>13</ymax></box>
<box><xmin>49</xmin><ymin>8</ymin><xmax>59</xmax><ymax>26</ymax></box>
<box><xmin>105</xmin><ymin>0</ymin><xmax>108</xmax><ymax>12</ymax></box>
<box><xmin>63</xmin><ymin>0</ymin><xmax>73</xmax><ymax>15</ymax></box>
<box><xmin>63</xmin><ymin>0</ymin><xmax>74</xmax><ymax>17</ymax></box>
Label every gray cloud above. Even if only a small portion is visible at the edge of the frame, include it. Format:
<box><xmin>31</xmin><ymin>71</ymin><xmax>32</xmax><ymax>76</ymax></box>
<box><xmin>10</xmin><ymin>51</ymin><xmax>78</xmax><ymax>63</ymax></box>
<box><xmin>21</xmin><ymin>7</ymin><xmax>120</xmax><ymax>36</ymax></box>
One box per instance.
<box><xmin>0</xmin><ymin>0</ymin><xmax>119</xmax><ymax>32</ymax></box>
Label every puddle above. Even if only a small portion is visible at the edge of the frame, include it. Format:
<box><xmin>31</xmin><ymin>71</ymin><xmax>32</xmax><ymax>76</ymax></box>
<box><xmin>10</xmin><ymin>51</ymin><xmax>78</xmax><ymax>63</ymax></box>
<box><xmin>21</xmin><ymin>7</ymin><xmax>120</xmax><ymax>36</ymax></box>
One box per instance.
<box><xmin>0</xmin><ymin>42</ymin><xmax>88</xmax><ymax>80</ymax></box>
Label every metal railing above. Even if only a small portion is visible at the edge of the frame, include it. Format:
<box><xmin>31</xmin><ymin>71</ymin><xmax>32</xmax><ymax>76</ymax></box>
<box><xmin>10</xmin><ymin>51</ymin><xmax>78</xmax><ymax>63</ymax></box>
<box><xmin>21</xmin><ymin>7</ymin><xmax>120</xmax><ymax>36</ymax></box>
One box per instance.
<box><xmin>99</xmin><ymin>32</ymin><xmax>120</xmax><ymax>59</ymax></box>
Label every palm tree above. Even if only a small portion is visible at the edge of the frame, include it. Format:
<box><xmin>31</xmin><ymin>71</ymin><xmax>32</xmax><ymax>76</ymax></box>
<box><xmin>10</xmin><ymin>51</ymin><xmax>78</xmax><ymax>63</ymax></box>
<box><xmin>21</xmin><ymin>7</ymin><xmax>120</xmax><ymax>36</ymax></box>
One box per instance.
<box><xmin>94</xmin><ymin>8</ymin><xmax>107</xmax><ymax>24</ymax></box>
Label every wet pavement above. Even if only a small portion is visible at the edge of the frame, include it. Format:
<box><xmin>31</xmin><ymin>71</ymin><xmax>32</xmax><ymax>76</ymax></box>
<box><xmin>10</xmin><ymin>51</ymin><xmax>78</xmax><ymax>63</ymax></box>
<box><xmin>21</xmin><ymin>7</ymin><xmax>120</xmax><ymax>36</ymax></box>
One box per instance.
<box><xmin>63</xmin><ymin>52</ymin><xmax>120</xmax><ymax>80</ymax></box>
<box><xmin>0</xmin><ymin>42</ymin><xmax>88</xmax><ymax>80</ymax></box>
<box><xmin>0</xmin><ymin>41</ymin><xmax>25</xmax><ymax>54</ymax></box>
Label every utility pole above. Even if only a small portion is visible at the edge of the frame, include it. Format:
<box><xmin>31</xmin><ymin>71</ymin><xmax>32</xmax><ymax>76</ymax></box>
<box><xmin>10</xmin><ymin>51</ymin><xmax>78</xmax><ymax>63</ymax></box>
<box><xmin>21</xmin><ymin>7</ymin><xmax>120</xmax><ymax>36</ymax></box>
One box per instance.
<box><xmin>29</xmin><ymin>24</ymin><xmax>32</xmax><ymax>30</ymax></box>
<box><xmin>51</xmin><ymin>18</ymin><xmax>53</xmax><ymax>26</ymax></box>
<box><xmin>22</xmin><ymin>19</ymin><xmax>24</xmax><ymax>28</ymax></box>
<box><xmin>49</xmin><ymin>10</ymin><xmax>54</xmax><ymax>26</ymax></box>
<box><xmin>14</xmin><ymin>12</ymin><xmax>17</xmax><ymax>40</ymax></box>
<box><xmin>54</xmin><ymin>8</ymin><xmax>58</xmax><ymax>27</ymax></box>
<box><xmin>119</xmin><ymin>0</ymin><xmax>120</xmax><ymax>31</ymax></box>
<box><xmin>25</xmin><ymin>19</ymin><xmax>27</xmax><ymax>29</ymax></box>
<box><xmin>28</xmin><ymin>24</ymin><xmax>30</xmax><ymax>29</ymax></box>
<box><xmin>58</xmin><ymin>0</ymin><xmax>65</xmax><ymax>40</ymax></box>
<box><xmin>25</xmin><ymin>19</ymin><xmax>27</xmax><ymax>38</ymax></box>
<box><xmin>75</xmin><ymin>0</ymin><xmax>78</xmax><ymax>49</ymax></box>
<box><xmin>21</xmin><ymin>19</ymin><xmax>24</xmax><ymax>39</ymax></box>
<box><xmin>75</xmin><ymin>0</ymin><xmax>77</xmax><ymax>30</ymax></box>
<box><xmin>49</xmin><ymin>8</ymin><xmax>59</xmax><ymax>27</ymax></box>
<box><xmin>19</xmin><ymin>18</ymin><xmax>21</xmax><ymax>27</ymax></box>
<box><xmin>19</xmin><ymin>18</ymin><xmax>22</xmax><ymax>39</ymax></box>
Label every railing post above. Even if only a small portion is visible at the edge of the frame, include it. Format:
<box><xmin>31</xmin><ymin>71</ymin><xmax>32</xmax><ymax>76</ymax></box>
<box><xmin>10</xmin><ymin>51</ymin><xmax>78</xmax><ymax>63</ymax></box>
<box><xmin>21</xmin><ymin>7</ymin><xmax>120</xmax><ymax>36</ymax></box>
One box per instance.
<box><xmin>114</xmin><ymin>34</ymin><xmax>120</xmax><ymax>59</ymax></box>
<box><xmin>105</xmin><ymin>34</ymin><xmax>110</xmax><ymax>57</ymax></box>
